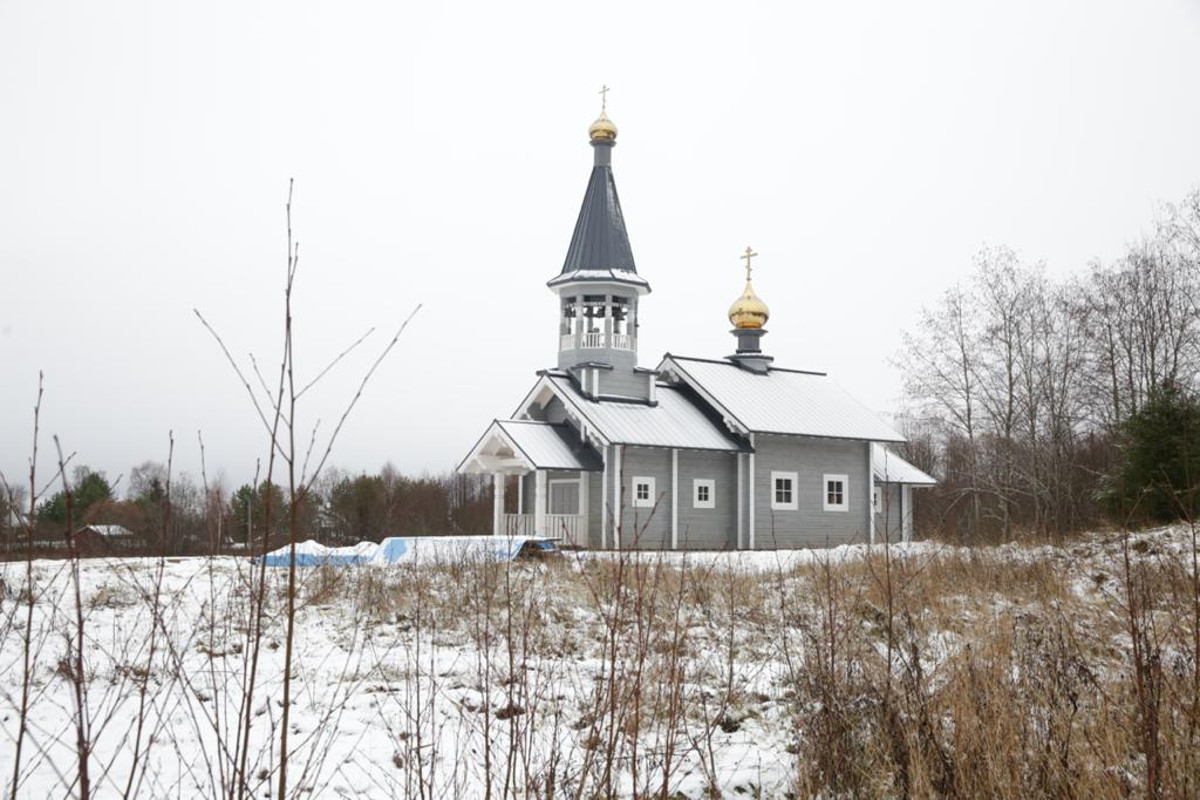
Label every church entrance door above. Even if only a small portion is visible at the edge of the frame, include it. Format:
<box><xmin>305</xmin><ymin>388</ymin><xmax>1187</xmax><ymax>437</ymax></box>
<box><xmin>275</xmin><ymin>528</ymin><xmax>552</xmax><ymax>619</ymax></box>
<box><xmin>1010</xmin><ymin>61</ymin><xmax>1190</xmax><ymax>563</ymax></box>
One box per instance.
<box><xmin>548</xmin><ymin>480</ymin><xmax>580</xmax><ymax>515</ymax></box>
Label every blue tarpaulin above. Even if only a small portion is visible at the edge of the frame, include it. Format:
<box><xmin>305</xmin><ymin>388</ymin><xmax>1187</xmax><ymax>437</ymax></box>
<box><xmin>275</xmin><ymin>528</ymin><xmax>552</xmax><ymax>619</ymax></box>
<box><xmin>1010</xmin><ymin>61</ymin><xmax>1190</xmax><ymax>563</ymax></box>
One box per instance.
<box><xmin>257</xmin><ymin>535</ymin><xmax>554</xmax><ymax>567</ymax></box>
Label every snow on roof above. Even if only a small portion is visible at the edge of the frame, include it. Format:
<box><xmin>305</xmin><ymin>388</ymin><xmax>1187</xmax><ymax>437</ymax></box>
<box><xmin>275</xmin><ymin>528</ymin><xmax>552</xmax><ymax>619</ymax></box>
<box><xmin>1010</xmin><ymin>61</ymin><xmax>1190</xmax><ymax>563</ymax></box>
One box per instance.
<box><xmin>662</xmin><ymin>355</ymin><xmax>904</xmax><ymax>443</ymax></box>
<box><xmin>547</xmin><ymin>375</ymin><xmax>745</xmax><ymax>452</ymax></box>
<box><xmin>495</xmin><ymin>420</ymin><xmax>604</xmax><ymax>471</ymax></box>
<box><xmin>872</xmin><ymin>444</ymin><xmax>936</xmax><ymax>485</ymax></box>
<box><xmin>80</xmin><ymin>524</ymin><xmax>135</xmax><ymax>538</ymax></box>
<box><xmin>546</xmin><ymin>268</ymin><xmax>650</xmax><ymax>289</ymax></box>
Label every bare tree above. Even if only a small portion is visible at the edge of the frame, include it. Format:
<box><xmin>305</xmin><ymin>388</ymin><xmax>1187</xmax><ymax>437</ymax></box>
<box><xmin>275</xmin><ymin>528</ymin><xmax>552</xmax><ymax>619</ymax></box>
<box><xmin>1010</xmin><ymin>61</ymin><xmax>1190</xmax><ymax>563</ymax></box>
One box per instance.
<box><xmin>896</xmin><ymin>188</ymin><xmax>1200</xmax><ymax>538</ymax></box>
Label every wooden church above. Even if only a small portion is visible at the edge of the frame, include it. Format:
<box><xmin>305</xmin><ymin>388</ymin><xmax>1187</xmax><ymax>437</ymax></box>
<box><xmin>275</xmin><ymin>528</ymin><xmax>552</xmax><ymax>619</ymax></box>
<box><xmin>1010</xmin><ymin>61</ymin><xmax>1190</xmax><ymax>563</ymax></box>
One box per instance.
<box><xmin>458</xmin><ymin>96</ymin><xmax>934</xmax><ymax>550</ymax></box>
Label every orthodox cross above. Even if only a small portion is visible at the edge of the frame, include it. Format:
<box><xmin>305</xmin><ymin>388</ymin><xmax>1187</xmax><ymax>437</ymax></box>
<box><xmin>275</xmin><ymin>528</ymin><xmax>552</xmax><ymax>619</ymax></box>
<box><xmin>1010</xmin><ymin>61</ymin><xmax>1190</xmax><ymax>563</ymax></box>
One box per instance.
<box><xmin>599</xmin><ymin>84</ymin><xmax>610</xmax><ymax>113</ymax></box>
<box><xmin>741</xmin><ymin>246</ymin><xmax>758</xmax><ymax>281</ymax></box>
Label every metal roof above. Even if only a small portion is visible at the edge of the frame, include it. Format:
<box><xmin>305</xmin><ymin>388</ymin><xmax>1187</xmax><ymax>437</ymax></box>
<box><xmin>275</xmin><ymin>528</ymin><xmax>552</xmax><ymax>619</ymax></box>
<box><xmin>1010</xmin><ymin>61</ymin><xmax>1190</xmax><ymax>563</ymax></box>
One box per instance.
<box><xmin>495</xmin><ymin>420</ymin><xmax>603</xmax><ymax>471</ymax></box>
<box><xmin>547</xmin><ymin>375</ymin><xmax>745</xmax><ymax>452</ymax></box>
<box><xmin>555</xmin><ymin>134</ymin><xmax>648</xmax><ymax>287</ymax></box>
<box><xmin>547</xmin><ymin>268</ymin><xmax>649</xmax><ymax>289</ymax></box>
<box><xmin>662</xmin><ymin>355</ymin><xmax>905</xmax><ymax>443</ymax></box>
<box><xmin>79</xmin><ymin>524</ymin><xmax>135</xmax><ymax>538</ymax></box>
<box><xmin>873</xmin><ymin>445</ymin><xmax>936</xmax><ymax>485</ymax></box>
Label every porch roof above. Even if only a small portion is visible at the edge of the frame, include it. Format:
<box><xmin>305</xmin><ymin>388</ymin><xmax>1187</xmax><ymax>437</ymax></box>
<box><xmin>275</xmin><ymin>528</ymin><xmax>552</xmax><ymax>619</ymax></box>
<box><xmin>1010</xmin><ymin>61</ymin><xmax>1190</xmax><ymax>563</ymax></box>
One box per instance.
<box><xmin>458</xmin><ymin>419</ymin><xmax>603</xmax><ymax>474</ymax></box>
<box><xmin>872</xmin><ymin>445</ymin><xmax>936</xmax><ymax>485</ymax></box>
<box><xmin>498</xmin><ymin>420</ymin><xmax>603</xmax><ymax>471</ymax></box>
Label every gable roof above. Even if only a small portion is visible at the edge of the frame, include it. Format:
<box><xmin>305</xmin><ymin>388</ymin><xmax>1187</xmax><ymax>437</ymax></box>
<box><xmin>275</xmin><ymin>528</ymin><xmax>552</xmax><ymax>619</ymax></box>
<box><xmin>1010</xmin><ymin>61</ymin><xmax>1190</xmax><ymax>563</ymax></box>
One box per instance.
<box><xmin>660</xmin><ymin>355</ymin><xmax>904</xmax><ymax>443</ymax></box>
<box><xmin>496</xmin><ymin>420</ymin><xmax>603</xmax><ymax>471</ymax></box>
<box><xmin>872</xmin><ymin>445</ymin><xmax>936</xmax><ymax>485</ymax></box>
<box><xmin>78</xmin><ymin>524</ymin><xmax>135</xmax><ymax>538</ymax></box>
<box><xmin>535</xmin><ymin>373</ymin><xmax>746</xmax><ymax>452</ymax></box>
<box><xmin>458</xmin><ymin>419</ymin><xmax>604</xmax><ymax>474</ymax></box>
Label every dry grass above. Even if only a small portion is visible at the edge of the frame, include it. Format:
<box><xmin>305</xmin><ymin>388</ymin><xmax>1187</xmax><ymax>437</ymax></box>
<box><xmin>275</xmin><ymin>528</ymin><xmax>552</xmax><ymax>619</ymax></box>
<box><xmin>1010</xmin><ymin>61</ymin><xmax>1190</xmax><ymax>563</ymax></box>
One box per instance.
<box><xmin>2</xmin><ymin>526</ymin><xmax>1198</xmax><ymax>798</ymax></box>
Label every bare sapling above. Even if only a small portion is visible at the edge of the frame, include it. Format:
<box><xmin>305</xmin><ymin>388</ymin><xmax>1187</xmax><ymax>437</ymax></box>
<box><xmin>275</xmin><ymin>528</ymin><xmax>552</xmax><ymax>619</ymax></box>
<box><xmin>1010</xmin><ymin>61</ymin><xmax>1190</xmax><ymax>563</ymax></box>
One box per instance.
<box><xmin>196</xmin><ymin>179</ymin><xmax>419</xmax><ymax>800</ymax></box>
<box><xmin>5</xmin><ymin>373</ymin><xmax>43</xmax><ymax>798</ymax></box>
<box><xmin>119</xmin><ymin>431</ymin><xmax>173</xmax><ymax>800</ymax></box>
<box><xmin>53</xmin><ymin>434</ymin><xmax>91</xmax><ymax>799</ymax></box>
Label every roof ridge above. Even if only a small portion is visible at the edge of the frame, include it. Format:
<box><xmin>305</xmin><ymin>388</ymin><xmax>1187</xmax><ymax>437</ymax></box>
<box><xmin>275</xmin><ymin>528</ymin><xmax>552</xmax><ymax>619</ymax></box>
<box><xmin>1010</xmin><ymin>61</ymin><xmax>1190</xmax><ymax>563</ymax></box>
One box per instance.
<box><xmin>666</xmin><ymin>353</ymin><xmax>827</xmax><ymax>377</ymax></box>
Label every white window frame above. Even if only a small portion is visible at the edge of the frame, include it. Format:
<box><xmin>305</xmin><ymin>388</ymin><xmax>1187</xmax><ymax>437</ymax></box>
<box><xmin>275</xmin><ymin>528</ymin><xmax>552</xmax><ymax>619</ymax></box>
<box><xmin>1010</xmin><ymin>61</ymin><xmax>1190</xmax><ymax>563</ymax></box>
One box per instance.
<box><xmin>771</xmin><ymin>471</ymin><xmax>798</xmax><ymax>511</ymax></box>
<box><xmin>693</xmin><ymin>478</ymin><xmax>715</xmax><ymax>509</ymax></box>
<box><xmin>824</xmin><ymin>474</ymin><xmax>849</xmax><ymax>512</ymax></box>
<box><xmin>632</xmin><ymin>476</ymin><xmax>656</xmax><ymax>508</ymax></box>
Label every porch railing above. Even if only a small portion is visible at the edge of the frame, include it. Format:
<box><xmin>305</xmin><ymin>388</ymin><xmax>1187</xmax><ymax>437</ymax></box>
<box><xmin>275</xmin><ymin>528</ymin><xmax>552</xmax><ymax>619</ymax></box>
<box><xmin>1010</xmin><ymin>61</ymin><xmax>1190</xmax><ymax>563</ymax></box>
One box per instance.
<box><xmin>543</xmin><ymin>513</ymin><xmax>583</xmax><ymax>545</ymax></box>
<box><xmin>504</xmin><ymin>514</ymin><xmax>535</xmax><ymax>536</ymax></box>
<box><xmin>502</xmin><ymin>513</ymin><xmax>584</xmax><ymax>545</ymax></box>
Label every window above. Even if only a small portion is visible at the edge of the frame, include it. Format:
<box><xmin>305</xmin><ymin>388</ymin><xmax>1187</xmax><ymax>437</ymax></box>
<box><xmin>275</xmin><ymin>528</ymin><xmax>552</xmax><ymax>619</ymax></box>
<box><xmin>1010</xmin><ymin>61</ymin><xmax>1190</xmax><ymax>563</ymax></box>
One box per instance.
<box><xmin>771</xmin><ymin>471</ymin><xmax>798</xmax><ymax>510</ymax></box>
<box><xmin>693</xmin><ymin>479</ymin><xmax>715</xmax><ymax>509</ymax></box>
<box><xmin>824</xmin><ymin>474</ymin><xmax>849</xmax><ymax>512</ymax></box>
<box><xmin>632</xmin><ymin>476</ymin><xmax>655</xmax><ymax>508</ymax></box>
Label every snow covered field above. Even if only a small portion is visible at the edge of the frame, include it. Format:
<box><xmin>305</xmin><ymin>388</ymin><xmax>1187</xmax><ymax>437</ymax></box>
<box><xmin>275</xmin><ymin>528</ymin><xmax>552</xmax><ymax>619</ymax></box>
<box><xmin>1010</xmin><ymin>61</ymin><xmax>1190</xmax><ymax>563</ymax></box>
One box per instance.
<box><xmin>1</xmin><ymin>527</ymin><xmax>1197</xmax><ymax>798</ymax></box>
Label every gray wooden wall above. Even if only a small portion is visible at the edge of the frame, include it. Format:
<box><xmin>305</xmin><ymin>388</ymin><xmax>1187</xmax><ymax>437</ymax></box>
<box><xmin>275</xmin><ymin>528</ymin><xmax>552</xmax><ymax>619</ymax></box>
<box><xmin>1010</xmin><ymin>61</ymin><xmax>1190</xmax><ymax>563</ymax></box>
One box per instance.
<box><xmin>515</xmin><ymin>432</ymin><xmax>876</xmax><ymax>550</ymax></box>
<box><xmin>874</xmin><ymin>483</ymin><xmax>904</xmax><ymax>542</ymax></box>
<box><xmin>676</xmin><ymin>450</ymin><xmax>738</xmax><ymax>550</ymax></box>
<box><xmin>748</xmin><ymin>435</ymin><xmax>871</xmax><ymax>548</ymax></box>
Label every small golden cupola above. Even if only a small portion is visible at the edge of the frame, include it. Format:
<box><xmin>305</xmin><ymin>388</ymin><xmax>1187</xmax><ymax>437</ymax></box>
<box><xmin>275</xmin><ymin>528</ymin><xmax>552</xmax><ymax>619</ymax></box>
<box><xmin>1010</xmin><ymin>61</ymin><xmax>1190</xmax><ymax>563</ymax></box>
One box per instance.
<box><xmin>726</xmin><ymin>247</ymin><xmax>774</xmax><ymax>373</ymax></box>
<box><xmin>728</xmin><ymin>246</ymin><xmax>770</xmax><ymax>329</ymax></box>
<box><xmin>588</xmin><ymin>84</ymin><xmax>618</xmax><ymax>142</ymax></box>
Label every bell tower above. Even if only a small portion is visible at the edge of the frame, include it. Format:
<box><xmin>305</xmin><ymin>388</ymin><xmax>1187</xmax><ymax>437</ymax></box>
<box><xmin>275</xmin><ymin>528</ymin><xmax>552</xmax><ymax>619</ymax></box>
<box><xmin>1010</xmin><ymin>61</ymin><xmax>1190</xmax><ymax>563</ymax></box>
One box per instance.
<box><xmin>547</xmin><ymin>88</ymin><xmax>653</xmax><ymax>401</ymax></box>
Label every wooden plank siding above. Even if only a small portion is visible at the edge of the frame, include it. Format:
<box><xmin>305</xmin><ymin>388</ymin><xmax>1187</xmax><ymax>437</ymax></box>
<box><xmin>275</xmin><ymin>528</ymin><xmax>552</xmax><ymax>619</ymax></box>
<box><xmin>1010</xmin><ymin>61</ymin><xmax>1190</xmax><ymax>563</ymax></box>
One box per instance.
<box><xmin>676</xmin><ymin>450</ymin><xmax>738</xmax><ymax>550</ymax></box>
<box><xmin>751</xmin><ymin>435</ymin><xmax>872</xmax><ymax>548</ymax></box>
<box><xmin>615</xmin><ymin>446</ymin><xmax>673</xmax><ymax>549</ymax></box>
<box><xmin>874</xmin><ymin>483</ymin><xmax>905</xmax><ymax>543</ymax></box>
<box><xmin>509</xmin><ymin>414</ymin><xmax>879</xmax><ymax>550</ymax></box>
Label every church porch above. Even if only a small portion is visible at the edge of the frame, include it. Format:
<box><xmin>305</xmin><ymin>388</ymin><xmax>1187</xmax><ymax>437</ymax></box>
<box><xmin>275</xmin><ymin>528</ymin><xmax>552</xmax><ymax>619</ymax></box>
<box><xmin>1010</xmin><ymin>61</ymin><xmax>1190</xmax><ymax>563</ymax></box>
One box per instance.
<box><xmin>501</xmin><ymin>470</ymin><xmax>588</xmax><ymax>545</ymax></box>
<box><xmin>456</xmin><ymin>419</ymin><xmax>602</xmax><ymax>547</ymax></box>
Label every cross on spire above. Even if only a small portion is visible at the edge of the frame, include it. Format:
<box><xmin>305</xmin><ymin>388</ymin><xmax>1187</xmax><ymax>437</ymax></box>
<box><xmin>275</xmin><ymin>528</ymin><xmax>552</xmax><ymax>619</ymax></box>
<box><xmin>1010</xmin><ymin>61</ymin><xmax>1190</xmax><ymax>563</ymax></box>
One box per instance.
<box><xmin>741</xmin><ymin>246</ymin><xmax>758</xmax><ymax>281</ymax></box>
<box><xmin>599</xmin><ymin>84</ymin><xmax>610</xmax><ymax>113</ymax></box>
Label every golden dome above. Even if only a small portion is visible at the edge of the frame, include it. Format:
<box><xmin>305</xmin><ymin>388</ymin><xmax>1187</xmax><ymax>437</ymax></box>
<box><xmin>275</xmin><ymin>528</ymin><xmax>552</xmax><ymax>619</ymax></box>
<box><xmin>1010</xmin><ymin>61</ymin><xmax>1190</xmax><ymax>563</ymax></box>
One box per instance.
<box><xmin>589</xmin><ymin>112</ymin><xmax>618</xmax><ymax>142</ymax></box>
<box><xmin>729</xmin><ymin>246</ymin><xmax>769</xmax><ymax>329</ymax></box>
<box><xmin>729</xmin><ymin>280</ymin><xmax>770</xmax><ymax>329</ymax></box>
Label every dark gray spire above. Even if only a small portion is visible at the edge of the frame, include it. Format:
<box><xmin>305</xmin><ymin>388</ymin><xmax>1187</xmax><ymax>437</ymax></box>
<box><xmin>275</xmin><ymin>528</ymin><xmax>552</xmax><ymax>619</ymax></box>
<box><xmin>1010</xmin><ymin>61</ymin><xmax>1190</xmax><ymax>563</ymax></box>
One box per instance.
<box><xmin>560</xmin><ymin>139</ymin><xmax>637</xmax><ymax>274</ymax></box>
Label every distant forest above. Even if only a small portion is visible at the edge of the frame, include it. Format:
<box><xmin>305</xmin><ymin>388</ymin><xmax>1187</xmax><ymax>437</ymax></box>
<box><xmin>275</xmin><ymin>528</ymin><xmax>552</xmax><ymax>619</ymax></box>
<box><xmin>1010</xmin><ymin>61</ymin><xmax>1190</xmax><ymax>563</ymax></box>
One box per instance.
<box><xmin>894</xmin><ymin>188</ymin><xmax>1200</xmax><ymax>540</ymax></box>
<box><xmin>1</xmin><ymin>464</ymin><xmax>493</xmax><ymax>556</ymax></box>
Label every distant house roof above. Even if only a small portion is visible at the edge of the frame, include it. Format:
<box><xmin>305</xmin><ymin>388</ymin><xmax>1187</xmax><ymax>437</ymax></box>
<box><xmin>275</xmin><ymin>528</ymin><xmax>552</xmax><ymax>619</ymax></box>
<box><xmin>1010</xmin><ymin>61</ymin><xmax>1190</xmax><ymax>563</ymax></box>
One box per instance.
<box><xmin>543</xmin><ymin>374</ymin><xmax>746</xmax><ymax>452</ymax></box>
<box><xmin>659</xmin><ymin>355</ymin><xmax>904</xmax><ymax>443</ymax></box>
<box><xmin>872</xmin><ymin>445</ymin><xmax>936</xmax><ymax>485</ymax></box>
<box><xmin>77</xmin><ymin>524</ymin><xmax>135</xmax><ymax>538</ymax></box>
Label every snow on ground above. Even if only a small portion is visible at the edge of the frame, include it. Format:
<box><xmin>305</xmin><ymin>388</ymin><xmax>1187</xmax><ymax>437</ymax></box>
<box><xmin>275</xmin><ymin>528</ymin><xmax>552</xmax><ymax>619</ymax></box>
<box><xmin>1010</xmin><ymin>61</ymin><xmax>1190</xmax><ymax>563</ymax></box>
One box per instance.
<box><xmin>0</xmin><ymin>526</ymin><xmax>1194</xmax><ymax>798</ymax></box>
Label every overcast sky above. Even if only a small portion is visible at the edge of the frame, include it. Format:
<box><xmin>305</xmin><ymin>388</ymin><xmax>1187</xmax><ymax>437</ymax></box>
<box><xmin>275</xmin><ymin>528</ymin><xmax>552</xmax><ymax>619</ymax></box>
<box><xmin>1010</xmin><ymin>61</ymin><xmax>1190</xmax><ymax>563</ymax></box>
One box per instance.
<box><xmin>3</xmin><ymin>0</ymin><xmax>1200</xmax><ymax>496</ymax></box>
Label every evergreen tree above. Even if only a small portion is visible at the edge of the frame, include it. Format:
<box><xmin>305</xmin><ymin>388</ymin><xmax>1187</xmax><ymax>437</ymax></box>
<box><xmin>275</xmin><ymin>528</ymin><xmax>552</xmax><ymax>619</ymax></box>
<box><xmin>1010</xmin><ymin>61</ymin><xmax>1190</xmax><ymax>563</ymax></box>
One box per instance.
<box><xmin>37</xmin><ymin>468</ymin><xmax>112</xmax><ymax>523</ymax></box>
<box><xmin>1109</xmin><ymin>381</ymin><xmax>1200</xmax><ymax>522</ymax></box>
